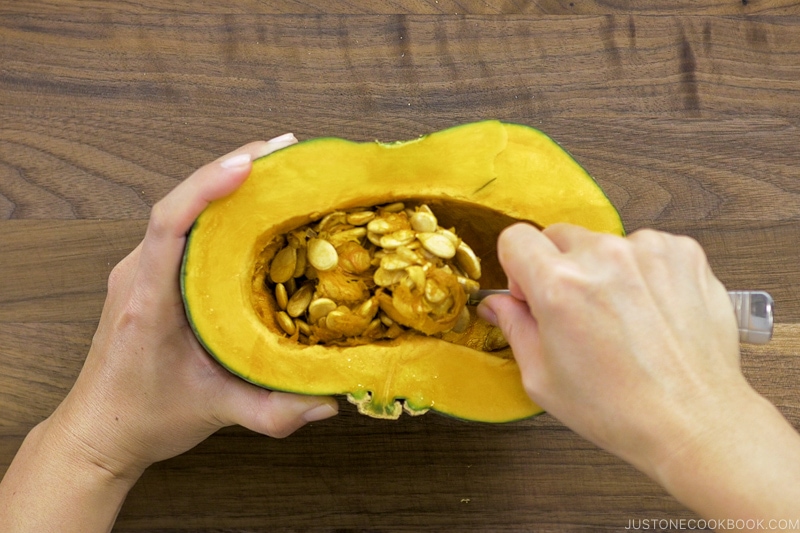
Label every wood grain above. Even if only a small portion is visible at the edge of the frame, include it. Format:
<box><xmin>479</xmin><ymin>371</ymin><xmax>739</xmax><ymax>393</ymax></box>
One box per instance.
<box><xmin>1</xmin><ymin>221</ymin><xmax>797</xmax><ymax>323</ymax></box>
<box><xmin>0</xmin><ymin>418</ymin><xmax>700</xmax><ymax>531</ymax></box>
<box><xmin>0</xmin><ymin>221</ymin><xmax>145</xmax><ymax>322</ymax></box>
<box><xmin>2</xmin><ymin>15</ymin><xmax>800</xmax><ymax>221</ymax></box>
<box><xmin>2</xmin><ymin>0</ymin><xmax>800</xmax><ymax>15</ymax></box>
<box><xmin>2</xmin><ymin>3</ymin><xmax>800</xmax><ymax>531</ymax></box>
<box><xmin>0</xmin><ymin>322</ymin><xmax>91</xmax><ymax>426</ymax></box>
<box><xmin>0</xmin><ymin>325</ymin><xmax>797</xmax><ymax>531</ymax></box>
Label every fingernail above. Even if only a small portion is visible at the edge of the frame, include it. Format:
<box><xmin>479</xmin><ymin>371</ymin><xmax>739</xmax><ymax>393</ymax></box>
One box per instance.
<box><xmin>267</xmin><ymin>132</ymin><xmax>297</xmax><ymax>144</ymax></box>
<box><xmin>220</xmin><ymin>152</ymin><xmax>252</xmax><ymax>169</ymax></box>
<box><xmin>477</xmin><ymin>301</ymin><xmax>498</xmax><ymax>326</ymax></box>
<box><xmin>303</xmin><ymin>402</ymin><xmax>338</xmax><ymax>423</ymax></box>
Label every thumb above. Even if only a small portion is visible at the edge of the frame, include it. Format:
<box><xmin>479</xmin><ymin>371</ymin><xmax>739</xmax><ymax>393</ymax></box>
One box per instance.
<box><xmin>216</xmin><ymin>378</ymin><xmax>338</xmax><ymax>438</ymax></box>
<box><xmin>478</xmin><ymin>294</ymin><xmax>543</xmax><ymax>389</ymax></box>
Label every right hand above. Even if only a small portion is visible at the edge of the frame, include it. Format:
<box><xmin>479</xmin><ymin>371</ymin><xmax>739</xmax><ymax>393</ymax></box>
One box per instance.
<box><xmin>477</xmin><ymin>223</ymin><xmax>747</xmax><ymax>476</ymax></box>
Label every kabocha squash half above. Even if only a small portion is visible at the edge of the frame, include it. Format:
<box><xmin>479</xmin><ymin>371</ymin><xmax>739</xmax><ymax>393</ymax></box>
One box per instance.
<box><xmin>181</xmin><ymin>120</ymin><xmax>624</xmax><ymax>422</ymax></box>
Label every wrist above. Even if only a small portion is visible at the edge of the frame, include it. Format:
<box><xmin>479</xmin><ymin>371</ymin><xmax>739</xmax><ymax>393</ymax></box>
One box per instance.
<box><xmin>44</xmin><ymin>397</ymin><xmax>149</xmax><ymax>488</ymax></box>
<box><xmin>646</xmin><ymin>377</ymin><xmax>757</xmax><ymax>484</ymax></box>
<box><xmin>37</xmin><ymin>413</ymin><xmax>146</xmax><ymax>490</ymax></box>
<box><xmin>0</xmin><ymin>415</ymin><xmax>144</xmax><ymax>532</ymax></box>
<box><xmin>646</xmin><ymin>380</ymin><xmax>800</xmax><ymax>519</ymax></box>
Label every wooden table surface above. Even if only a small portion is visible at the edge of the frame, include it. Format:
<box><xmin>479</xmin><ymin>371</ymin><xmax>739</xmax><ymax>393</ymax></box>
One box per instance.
<box><xmin>2</xmin><ymin>2</ymin><xmax>800</xmax><ymax>531</ymax></box>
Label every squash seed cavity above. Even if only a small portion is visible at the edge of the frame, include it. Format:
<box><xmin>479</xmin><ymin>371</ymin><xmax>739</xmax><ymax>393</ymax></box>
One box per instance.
<box><xmin>257</xmin><ymin>202</ymin><xmax>510</xmax><ymax>354</ymax></box>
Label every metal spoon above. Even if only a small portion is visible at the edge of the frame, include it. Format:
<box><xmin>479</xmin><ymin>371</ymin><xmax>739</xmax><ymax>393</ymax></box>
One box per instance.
<box><xmin>468</xmin><ymin>289</ymin><xmax>774</xmax><ymax>345</ymax></box>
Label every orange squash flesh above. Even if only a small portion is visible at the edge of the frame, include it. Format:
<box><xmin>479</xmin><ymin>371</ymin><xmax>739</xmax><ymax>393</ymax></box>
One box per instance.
<box><xmin>181</xmin><ymin>120</ymin><xmax>624</xmax><ymax>421</ymax></box>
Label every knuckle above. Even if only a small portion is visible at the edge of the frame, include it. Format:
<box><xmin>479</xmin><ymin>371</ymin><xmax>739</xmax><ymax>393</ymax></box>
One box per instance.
<box><xmin>629</xmin><ymin>229</ymin><xmax>676</xmax><ymax>263</ymax></box>
<box><xmin>106</xmin><ymin>251</ymin><xmax>138</xmax><ymax>294</ymax></box>
<box><xmin>633</xmin><ymin>230</ymin><xmax>710</xmax><ymax>268</ymax></box>
<box><xmin>537</xmin><ymin>260</ymin><xmax>589</xmax><ymax>309</ymax></box>
<box><xmin>597</xmin><ymin>233</ymin><xmax>634</xmax><ymax>261</ymax></box>
<box><xmin>675</xmin><ymin>234</ymin><xmax>705</xmax><ymax>257</ymax></box>
<box><xmin>630</xmin><ymin>229</ymin><xmax>705</xmax><ymax>258</ymax></box>
<box><xmin>676</xmin><ymin>235</ymin><xmax>711</xmax><ymax>273</ymax></box>
<box><xmin>629</xmin><ymin>228</ymin><xmax>666</xmax><ymax>248</ymax></box>
<box><xmin>263</xmin><ymin>413</ymin><xmax>293</xmax><ymax>439</ymax></box>
<box><xmin>107</xmin><ymin>261</ymin><xmax>126</xmax><ymax>292</ymax></box>
<box><xmin>147</xmin><ymin>200</ymin><xmax>172</xmax><ymax>240</ymax></box>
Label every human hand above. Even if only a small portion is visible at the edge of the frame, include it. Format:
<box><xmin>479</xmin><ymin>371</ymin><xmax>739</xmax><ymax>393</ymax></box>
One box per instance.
<box><xmin>477</xmin><ymin>222</ymin><xmax>800</xmax><ymax>520</ymax></box>
<box><xmin>48</xmin><ymin>135</ymin><xmax>339</xmax><ymax>481</ymax></box>
<box><xmin>477</xmin><ymin>223</ymin><xmax>747</xmax><ymax>477</ymax></box>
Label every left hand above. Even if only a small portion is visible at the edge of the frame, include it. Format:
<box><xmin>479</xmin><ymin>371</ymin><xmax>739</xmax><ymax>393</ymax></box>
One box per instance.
<box><xmin>48</xmin><ymin>135</ymin><xmax>339</xmax><ymax>481</ymax></box>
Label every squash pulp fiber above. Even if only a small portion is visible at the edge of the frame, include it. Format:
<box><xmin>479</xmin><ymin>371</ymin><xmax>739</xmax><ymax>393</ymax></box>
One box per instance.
<box><xmin>181</xmin><ymin>120</ymin><xmax>624</xmax><ymax>422</ymax></box>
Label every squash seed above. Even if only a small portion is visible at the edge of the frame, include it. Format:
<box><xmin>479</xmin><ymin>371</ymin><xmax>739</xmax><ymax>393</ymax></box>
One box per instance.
<box><xmin>417</xmin><ymin>232</ymin><xmax>456</xmax><ymax>259</ymax></box>
<box><xmin>457</xmin><ymin>276</ymin><xmax>481</xmax><ymax>295</ymax></box>
<box><xmin>326</xmin><ymin>306</ymin><xmax>370</xmax><ymax>337</ymax></box>
<box><xmin>295</xmin><ymin>318</ymin><xmax>312</xmax><ymax>337</ymax></box>
<box><xmin>452</xmin><ymin>306</ymin><xmax>471</xmax><ymax>334</ymax></box>
<box><xmin>374</xmin><ymin>267</ymin><xmax>405</xmax><ymax>287</ymax></box>
<box><xmin>293</xmin><ymin>247</ymin><xmax>307</xmax><ymax>278</ymax></box>
<box><xmin>367</xmin><ymin>212</ymin><xmax>410</xmax><ymax>235</ymax></box>
<box><xmin>277</xmin><ymin>311</ymin><xmax>296</xmax><ymax>335</ymax></box>
<box><xmin>379</xmin><ymin>229</ymin><xmax>416</xmax><ymax>249</ymax></box>
<box><xmin>275</xmin><ymin>283</ymin><xmax>289</xmax><ymax>310</ymax></box>
<box><xmin>380</xmin><ymin>254</ymin><xmax>413</xmax><ymax>271</ymax></box>
<box><xmin>410</xmin><ymin>210</ymin><xmax>438</xmax><ymax>233</ymax></box>
<box><xmin>424</xmin><ymin>278</ymin><xmax>448</xmax><ymax>304</ymax></box>
<box><xmin>260</xmin><ymin>201</ymin><xmax>503</xmax><ymax>352</ymax></box>
<box><xmin>286</xmin><ymin>228</ymin><xmax>309</xmax><ymax>249</ymax></box>
<box><xmin>455</xmin><ymin>241</ymin><xmax>481</xmax><ymax>280</ymax></box>
<box><xmin>385</xmin><ymin>322</ymin><xmax>404</xmax><ymax>339</ymax></box>
<box><xmin>484</xmin><ymin>326</ymin><xmax>509</xmax><ymax>351</ymax></box>
<box><xmin>382</xmin><ymin>202</ymin><xmax>406</xmax><ymax>213</ymax></box>
<box><xmin>395</xmin><ymin>245</ymin><xmax>421</xmax><ymax>265</ymax></box>
<box><xmin>270</xmin><ymin>246</ymin><xmax>297</xmax><ymax>283</ymax></box>
<box><xmin>286</xmin><ymin>283</ymin><xmax>314</xmax><ymax>317</ymax></box>
<box><xmin>308</xmin><ymin>297</ymin><xmax>337</xmax><ymax>324</ymax></box>
<box><xmin>346</xmin><ymin>210</ymin><xmax>376</xmax><ymax>226</ymax></box>
<box><xmin>429</xmin><ymin>295</ymin><xmax>454</xmax><ymax>319</ymax></box>
<box><xmin>379</xmin><ymin>312</ymin><xmax>394</xmax><ymax>327</ymax></box>
<box><xmin>327</xmin><ymin>227</ymin><xmax>367</xmax><ymax>247</ymax></box>
<box><xmin>436</xmin><ymin>228</ymin><xmax>460</xmax><ymax>245</ymax></box>
<box><xmin>364</xmin><ymin>318</ymin><xmax>383</xmax><ymax>337</ymax></box>
<box><xmin>307</xmin><ymin>238</ymin><xmax>339</xmax><ymax>271</ymax></box>
<box><xmin>405</xmin><ymin>265</ymin><xmax>426</xmax><ymax>290</ymax></box>
<box><xmin>285</xmin><ymin>276</ymin><xmax>297</xmax><ymax>296</ymax></box>
<box><xmin>316</xmin><ymin>211</ymin><xmax>347</xmax><ymax>232</ymax></box>
<box><xmin>367</xmin><ymin>219</ymin><xmax>391</xmax><ymax>234</ymax></box>
<box><xmin>357</xmin><ymin>297</ymin><xmax>379</xmax><ymax>319</ymax></box>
